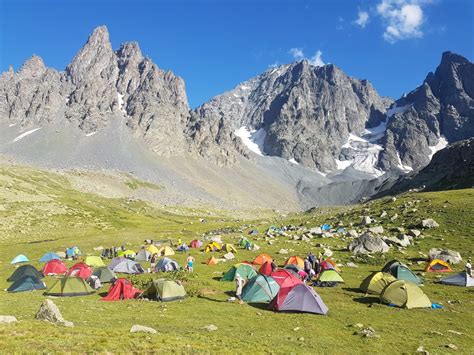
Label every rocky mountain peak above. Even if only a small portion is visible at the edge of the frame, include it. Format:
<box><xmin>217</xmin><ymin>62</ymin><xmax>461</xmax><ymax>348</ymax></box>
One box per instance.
<box><xmin>18</xmin><ymin>55</ymin><xmax>46</xmax><ymax>78</ymax></box>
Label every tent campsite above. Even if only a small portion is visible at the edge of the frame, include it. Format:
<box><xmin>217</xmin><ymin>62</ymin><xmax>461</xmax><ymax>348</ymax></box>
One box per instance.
<box><xmin>425</xmin><ymin>259</ymin><xmax>452</xmax><ymax>273</ymax></box>
<box><xmin>439</xmin><ymin>272</ymin><xmax>474</xmax><ymax>287</ymax></box>
<box><xmin>284</xmin><ymin>256</ymin><xmax>305</xmax><ymax>269</ymax></box>
<box><xmin>359</xmin><ymin>272</ymin><xmax>397</xmax><ymax>295</ymax></box>
<box><xmin>102</xmin><ymin>279</ymin><xmax>141</xmax><ymax>301</ymax></box>
<box><xmin>39</xmin><ymin>252</ymin><xmax>61</xmax><ymax>263</ymax></box>
<box><xmin>8</xmin><ymin>265</ymin><xmax>43</xmax><ymax>282</ymax></box>
<box><xmin>380</xmin><ymin>280</ymin><xmax>431</xmax><ymax>309</ymax></box>
<box><xmin>253</xmin><ymin>253</ymin><xmax>273</xmax><ymax>265</ymax></box>
<box><xmin>112</xmin><ymin>260</ymin><xmax>144</xmax><ymax>274</ymax></box>
<box><xmin>155</xmin><ymin>257</ymin><xmax>179</xmax><ymax>272</ymax></box>
<box><xmin>84</xmin><ymin>256</ymin><xmax>105</xmax><ymax>268</ymax></box>
<box><xmin>141</xmin><ymin>279</ymin><xmax>186</xmax><ymax>302</ymax></box>
<box><xmin>10</xmin><ymin>254</ymin><xmax>29</xmax><ymax>264</ymax></box>
<box><xmin>42</xmin><ymin>259</ymin><xmax>68</xmax><ymax>276</ymax></box>
<box><xmin>7</xmin><ymin>275</ymin><xmax>46</xmax><ymax>293</ymax></box>
<box><xmin>221</xmin><ymin>263</ymin><xmax>257</xmax><ymax>281</ymax></box>
<box><xmin>269</xmin><ymin>284</ymin><xmax>329</xmax><ymax>315</ymax></box>
<box><xmin>242</xmin><ymin>275</ymin><xmax>280</xmax><ymax>303</ymax></box>
<box><xmin>67</xmin><ymin>262</ymin><xmax>93</xmax><ymax>279</ymax></box>
<box><xmin>91</xmin><ymin>267</ymin><xmax>117</xmax><ymax>283</ymax></box>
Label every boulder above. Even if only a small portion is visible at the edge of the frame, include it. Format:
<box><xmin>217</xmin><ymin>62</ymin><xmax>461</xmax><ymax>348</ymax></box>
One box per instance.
<box><xmin>323</xmin><ymin>248</ymin><xmax>333</xmax><ymax>257</ymax></box>
<box><xmin>0</xmin><ymin>316</ymin><xmax>17</xmax><ymax>324</ymax></box>
<box><xmin>380</xmin><ymin>211</ymin><xmax>387</xmax><ymax>218</ymax></box>
<box><xmin>204</xmin><ymin>324</ymin><xmax>218</xmax><ymax>332</ymax></box>
<box><xmin>278</xmin><ymin>249</ymin><xmax>289</xmax><ymax>255</ymax></box>
<box><xmin>368</xmin><ymin>226</ymin><xmax>384</xmax><ymax>234</ymax></box>
<box><xmin>429</xmin><ymin>248</ymin><xmax>462</xmax><ymax>264</ymax></box>
<box><xmin>384</xmin><ymin>234</ymin><xmax>411</xmax><ymax>247</ymax></box>
<box><xmin>420</xmin><ymin>219</ymin><xmax>439</xmax><ymax>228</ymax></box>
<box><xmin>130</xmin><ymin>325</ymin><xmax>157</xmax><ymax>334</ymax></box>
<box><xmin>347</xmin><ymin>229</ymin><xmax>359</xmax><ymax>238</ymax></box>
<box><xmin>310</xmin><ymin>227</ymin><xmax>322</xmax><ymax>235</ymax></box>
<box><xmin>348</xmin><ymin>233</ymin><xmax>390</xmax><ymax>254</ymax></box>
<box><xmin>361</xmin><ymin>216</ymin><xmax>372</xmax><ymax>225</ymax></box>
<box><xmin>409</xmin><ymin>229</ymin><xmax>421</xmax><ymax>238</ymax></box>
<box><xmin>35</xmin><ymin>299</ymin><xmax>74</xmax><ymax>327</ymax></box>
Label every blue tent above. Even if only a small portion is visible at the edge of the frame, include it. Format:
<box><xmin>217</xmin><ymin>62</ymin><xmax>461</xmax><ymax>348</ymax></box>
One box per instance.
<box><xmin>177</xmin><ymin>244</ymin><xmax>190</xmax><ymax>252</ymax></box>
<box><xmin>11</xmin><ymin>254</ymin><xmax>29</xmax><ymax>264</ymax></box>
<box><xmin>321</xmin><ymin>224</ymin><xmax>331</xmax><ymax>231</ymax></box>
<box><xmin>66</xmin><ymin>247</ymin><xmax>81</xmax><ymax>258</ymax></box>
<box><xmin>39</xmin><ymin>252</ymin><xmax>61</xmax><ymax>263</ymax></box>
<box><xmin>7</xmin><ymin>275</ymin><xmax>46</xmax><ymax>293</ymax></box>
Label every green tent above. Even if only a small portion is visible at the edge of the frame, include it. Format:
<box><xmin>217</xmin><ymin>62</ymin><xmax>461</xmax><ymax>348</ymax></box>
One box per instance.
<box><xmin>382</xmin><ymin>260</ymin><xmax>423</xmax><ymax>285</ymax></box>
<box><xmin>359</xmin><ymin>272</ymin><xmax>397</xmax><ymax>295</ymax></box>
<box><xmin>7</xmin><ymin>275</ymin><xmax>46</xmax><ymax>293</ymax></box>
<box><xmin>141</xmin><ymin>279</ymin><xmax>186</xmax><ymax>302</ymax></box>
<box><xmin>91</xmin><ymin>267</ymin><xmax>117</xmax><ymax>283</ymax></box>
<box><xmin>7</xmin><ymin>264</ymin><xmax>43</xmax><ymax>282</ymax></box>
<box><xmin>318</xmin><ymin>269</ymin><xmax>344</xmax><ymax>283</ymax></box>
<box><xmin>45</xmin><ymin>276</ymin><xmax>95</xmax><ymax>297</ymax></box>
<box><xmin>85</xmin><ymin>256</ymin><xmax>105</xmax><ymax>267</ymax></box>
<box><xmin>221</xmin><ymin>263</ymin><xmax>257</xmax><ymax>281</ymax></box>
<box><xmin>242</xmin><ymin>275</ymin><xmax>280</xmax><ymax>302</ymax></box>
<box><xmin>380</xmin><ymin>280</ymin><xmax>431</xmax><ymax>309</ymax></box>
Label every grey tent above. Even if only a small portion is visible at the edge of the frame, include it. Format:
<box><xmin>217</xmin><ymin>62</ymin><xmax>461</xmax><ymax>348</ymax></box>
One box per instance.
<box><xmin>108</xmin><ymin>257</ymin><xmax>127</xmax><ymax>270</ymax></box>
<box><xmin>269</xmin><ymin>284</ymin><xmax>329</xmax><ymax>315</ymax></box>
<box><xmin>135</xmin><ymin>250</ymin><xmax>151</xmax><ymax>262</ymax></box>
<box><xmin>112</xmin><ymin>260</ymin><xmax>144</xmax><ymax>274</ymax></box>
<box><xmin>7</xmin><ymin>265</ymin><xmax>43</xmax><ymax>282</ymax></box>
<box><xmin>155</xmin><ymin>257</ymin><xmax>179</xmax><ymax>272</ymax></box>
<box><xmin>7</xmin><ymin>275</ymin><xmax>46</xmax><ymax>293</ymax></box>
<box><xmin>439</xmin><ymin>272</ymin><xmax>474</xmax><ymax>287</ymax></box>
<box><xmin>92</xmin><ymin>267</ymin><xmax>117</xmax><ymax>283</ymax></box>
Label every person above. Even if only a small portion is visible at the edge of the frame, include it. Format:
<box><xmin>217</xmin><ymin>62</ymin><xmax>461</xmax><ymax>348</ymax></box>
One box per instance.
<box><xmin>235</xmin><ymin>274</ymin><xmax>245</xmax><ymax>304</ymax></box>
<box><xmin>466</xmin><ymin>258</ymin><xmax>472</xmax><ymax>277</ymax></box>
<box><xmin>270</xmin><ymin>260</ymin><xmax>277</xmax><ymax>272</ymax></box>
<box><xmin>304</xmin><ymin>257</ymin><xmax>315</xmax><ymax>282</ymax></box>
<box><xmin>308</xmin><ymin>252</ymin><xmax>316</xmax><ymax>270</ymax></box>
<box><xmin>186</xmin><ymin>254</ymin><xmax>195</xmax><ymax>273</ymax></box>
<box><xmin>150</xmin><ymin>253</ymin><xmax>158</xmax><ymax>271</ymax></box>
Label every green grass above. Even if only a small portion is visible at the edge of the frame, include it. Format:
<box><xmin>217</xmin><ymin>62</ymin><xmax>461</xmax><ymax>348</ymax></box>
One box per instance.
<box><xmin>124</xmin><ymin>175</ymin><xmax>162</xmax><ymax>191</ymax></box>
<box><xmin>0</xmin><ymin>166</ymin><xmax>473</xmax><ymax>353</ymax></box>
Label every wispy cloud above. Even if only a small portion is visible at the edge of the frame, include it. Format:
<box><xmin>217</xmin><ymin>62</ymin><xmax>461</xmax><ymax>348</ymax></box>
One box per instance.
<box><xmin>289</xmin><ymin>48</ymin><xmax>325</xmax><ymax>67</ymax></box>
<box><xmin>336</xmin><ymin>16</ymin><xmax>345</xmax><ymax>31</ymax></box>
<box><xmin>354</xmin><ymin>10</ymin><xmax>370</xmax><ymax>28</ymax></box>
<box><xmin>289</xmin><ymin>48</ymin><xmax>304</xmax><ymax>60</ymax></box>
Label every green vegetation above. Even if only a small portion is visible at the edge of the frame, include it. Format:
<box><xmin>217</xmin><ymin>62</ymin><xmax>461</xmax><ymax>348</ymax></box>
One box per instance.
<box><xmin>0</xmin><ymin>166</ymin><xmax>473</xmax><ymax>353</ymax></box>
<box><xmin>124</xmin><ymin>175</ymin><xmax>162</xmax><ymax>191</ymax></box>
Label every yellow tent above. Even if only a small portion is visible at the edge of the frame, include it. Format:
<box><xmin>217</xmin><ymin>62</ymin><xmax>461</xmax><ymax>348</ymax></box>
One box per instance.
<box><xmin>205</xmin><ymin>242</ymin><xmax>221</xmax><ymax>253</ymax></box>
<box><xmin>221</xmin><ymin>244</ymin><xmax>237</xmax><ymax>253</ymax></box>
<box><xmin>158</xmin><ymin>246</ymin><xmax>175</xmax><ymax>256</ymax></box>
<box><xmin>84</xmin><ymin>256</ymin><xmax>105</xmax><ymax>268</ymax></box>
<box><xmin>117</xmin><ymin>250</ymin><xmax>136</xmax><ymax>258</ymax></box>
<box><xmin>146</xmin><ymin>245</ymin><xmax>160</xmax><ymax>255</ymax></box>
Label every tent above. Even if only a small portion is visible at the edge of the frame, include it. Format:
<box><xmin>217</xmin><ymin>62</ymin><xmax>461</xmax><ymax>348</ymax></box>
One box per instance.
<box><xmin>284</xmin><ymin>256</ymin><xmax>305</xmax><ymax>269</ymax></box>
<box><xmin>359</xmin><ymin>272</ymin><xmax>397</xmax><ymax>295</ymax></box>
<box><xmin>113</xmin><ymin>260</ymin><xmax>144</xmax><ymax>274</ymax></box>
<box><xmin>221</xmin><ymin>263</ymin><xmax>257</xmax><ymax>281</ymax></box>
<box><xmin>158</xmin><ymin>246</ymin><xmax>175</xmax><ymax>256</ymax></box>
<box><xmin>248</xmin><ymin>229</ymin><xmax>259</xmax><ymax>236</ymax></box>
<box><xmin>269</xmin><ymin>284</ymin><xmax>329</xmax><ymax>315</ymax></box>
<box><xmin>39</xmin><ymin>252</ymin><xmax>61</xmax><ymax>263</ymax></box>
<box><xmin>56</xmin><ymin>251</ymin><xmax>66</xmax><ymax>259</ymax></box>
<box><xmin>91</xmin><ymin>267</ymin><xmax>117</xmax><ymax>283</ymax></box>
<box><xmin>108</xmin><ymin>257</ymin><xmax>127</xmax><ymax>270</ymax></box>
<box><xmin>321</xmin><ymin>223</ymin><xmax>331</xmax><ymax>231</ymax></box>
<box><xmin>66</xmin><ymin>247</ymin><xmax>81</xmax><ymax>259</ymax></box>
<box><xmin>317</xmin><ymin>270</ymin><xmax>344</xmax><ymax>283</ymax></box>
<box><xmin>7</xmin><ymin>265</ymin><xmax>43</xmax><ymax>282</ymax></box>
<box><xmin>155</xmin><ymin>257</ymin><xmax>179</xmax><ymax>272</ymax></box>
<box><xmin>146</xmin><ymin>245</ymin><xmax>160</xmax><ymax>255</ymax></box>
<box><xmin>425</xmin><ymin>259</ymin><xmax>452</xmax><ymax>273</ymax></box>
<box><xmin>42</xmin><ymin>259</ymin><xmax>67</xmax><ymax>276</ymax></box>
<box><xmin>205</xmin><ymin>242</ymin><xmax>221</xmax><ymax>253</ymax></box>
<box><xmin>253</xmin><ymin>253</ymin><xmax>273</xmax><ymax>265</ymax></box>
<box><xmin>11</xmin><ymin>254</ymin><xmax>29</xmax><ymax>264</ymax></box>
<box><xmin>190</xmin><ymin>240</ymin><xmax>203</xmax><ymax>249</ymax></box>
<box><xmin>84</xmin><ymin>256</ymin><xmax>105</xmax><ymax>268</ymax></box>
<box><xmin>242</xmin><ymin>275</ymin><xmax>280</xmax><ymax>303</ymax></box>
<box><xmin>102</xmin><ymin>279</ymin><xmax>141</xmax><ymax>301</ymax></box>
<box><xmin>380</xmin><ymin>280</ymin><xmax>431</xmax><ymax>309</ymax></box>
<box><xmin>320</xmin><ymin>259</ymin><xmax>342</xmax><ymax>273</ymax></box>
<box><xmin>7</xmin><ymin>275</ymin><xmax>46</xmax><ymax>293</ymax></box>
<box><xmin>67</xmin><ymin>262</ymin><xmax>93</xmax><ymax>279</ymax></box>
<box><xmin>135</xmin><ymin>250</ymin><xmax>151</xmax><ymax>262</ymax></box>
<box><xmin>439</xmin><ymin>272</ymin><xmax>474</xmax><ymax>287</ymax></box>
<box><xmin>177</xmin><ymin>244</ymin><xmax>190</xmax><ymax>252</ymax></box>
<box><xmin>259</xmin><ymin>261</ymin><xmax>273</xmax><ymax>276</ymax></box>
<box><xmin>206</xmin><ymin>257</ymin><xmax>219</xmax><ymax>265</ymax></box>
<box><xmin>117</xmin><ymin>249</ymin><xmax>136</xmax><ymax>259</ymax></box>
<box><xmin>238</xmin><ymin>237</ymin><xmax>252</xmax><ymax>248</ymax></box>
<box><xmin>141</xmin><ymin>279</ymin><xmax>186</xmax><ymax>302</ymax></box>
<box><xmin>382</xmin><ymin>260</ymin><xmax>423</xmax><ymax>285</ymax></box>
<box><xmin>45</xmin><ymin>276</ymin><xmax>95</xmax><ymax>297</ymax></box>
<box><xmin>221</xmin><ymin>244</ymin><xmax>237</xmax><ymax>253</ymax></box>
<box><xmin>269</xmin><ymin>269</ymin><xmax>303</xmax><ymax>302</ymax></box>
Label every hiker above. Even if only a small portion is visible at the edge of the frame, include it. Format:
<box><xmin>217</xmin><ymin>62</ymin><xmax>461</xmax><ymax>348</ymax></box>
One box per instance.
<box><xmin>304</xmin><ymin>257</ymin><xmax>315</xmax><ymax>281</ymax></box>
<box><xmin>308</xmin><ymin>252</ymin><xmax>316</xmax><ymax>270</ymax></box>
<box><xmin>466</xmin><ymin>258</ymin><xmax>472</xmax><ymax>277</ymax></box>
<box><xmin>186</xmin><ymin>254</ymin><xmax>195</xmax><ymax>273</ymax></box>
<box><xmin>150</xmin><ymin>254</ymin><xmax>158</xmax><ymax>271</ymax></box>
<box><xmin>271</xmin><ymin>260</ymin><xmax>277</xmax><ymax>272</ymax></box>
<box><xmin>235</xmin><ymin>274</ymin><xmax>245</xmax><ymax>304</ymax></box>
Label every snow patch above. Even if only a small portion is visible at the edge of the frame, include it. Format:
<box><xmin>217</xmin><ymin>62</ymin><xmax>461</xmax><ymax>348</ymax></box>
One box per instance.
<box><xmin>9</xmin><ymin>123</ymin><xmax>17</xmax><ymax>127</ymax></box>
<box><xmin>386</xmin><ymin>103</ymin><xmax>411</xmax><ymax>118</ymax></box>
<box><xmin>12</xmin><ymin>127</ymin><xmax>42</xmax><ymax>143</ymax></box>
<box><xmin>428</xmin><ymin>136</ymin><xmax>448</xmax><ymax>160</ymax></box>
<box><xmin>117</xmin><ymin>93</ymin><xmax>126</xmax><ymax>114</ymax></box>
<box><xmin>395</xmin><ymin>152</ymin><xmax>413</xmax><ymax>172</ymax></box>
<box><xmin>234</xmin><ymin>126</ymin><xmax>266</xmax><ymax>156</ymax></box>
<box><xmin>335</xmin><ymin>159</ymin><xmax>352</xmax><ymax>170</ymax></box>
<box><xmin>288</xmin><ymin>158</ymin><xmax>299</xmax><ymax>165</ymax></box>
<box><xmin>86</xmin><ymin>131</ymin><xmax>98</xmax><ymax>137</ymax></box>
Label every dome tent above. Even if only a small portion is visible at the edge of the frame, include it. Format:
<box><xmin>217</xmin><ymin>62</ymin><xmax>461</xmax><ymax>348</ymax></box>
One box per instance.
<box><xmin>43</xmin><ymin>259</ymin><xmax>68</xmax><ymax>276</ymax></box>
<box><xmin>91</xmin><ymin>267</ymin><xmax>117</xmax><ymax>283</ymax></box>
<box><xmin>45</xmin><ymin>276</ymin><xmax>95</xmax><ymax>297</ymax></box>
<box><xmin>242</xmin><ymin>275</ymin><xmax>280</xmax><ymax>303</ymax></box>
<box><xmin>439</xmin><ymin>272</ymin><xmax>474</xmax><ymax>287</ymax></box>
<box><xmin>8</xmin><ymin>275</ymin><xmax>46</xmax><ymax>293</ymax></box>
<box><xmin>141</xmin><ymin>279</ymin><xmax>186</xmax><ymax>302</ymax></box>
<box><xmin>221</xmin><ymin>263</ymin><xmax>257</xmax><ymax>281</ymax></box>
<box><xmin>155</xmin><ymin>257</ymin><xmax>179</xmax><ymax>272</ymax></box>
<box><xmin>380</xmin><ymin>280</ymin><xmax>431</xmax><ymax>309</ymax></box>
<box><xmin>11</xmin><ymin>254</ymin><xmax>29</xmax><ymax>264</ymax></box>
<box><xmin>425</xmin><ymin>259</ymin><xmax>452</xmax><ymax>273</ymax></box>
<box><xmin>8</xmin><ymin>265</ymin><xmax>43</xmax><ymax>282</ymax></box>
<box><xmin>269</xmin><ymin>284</ymin><xmax>329</xmax><ymax>315</ymax></box>
<box><xmin>382</xmin><ymin>260</ymin><xmax>423</xmax><ymax>285</ymax></box>
<box><xmin>39</xmin><ymin>252</ymin><xmax>61</xmax><ymax>263</ymax></box>
<box><xmin>359</xmin><ymin>272</ymin><xmax>397</xmax><ymax>295</ymax></box>
<box><xmin>67</xmin><ymin>262</ymin><xmax>93</xmax><ymax>279</ymax></box>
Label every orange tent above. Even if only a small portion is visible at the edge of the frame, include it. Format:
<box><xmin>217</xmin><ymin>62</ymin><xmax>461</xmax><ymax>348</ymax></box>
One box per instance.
<box><xmin>425</xmin><ymin>259</ymin><xmax>452</xmax><ymax>273</ymax></box>
<box><xmin>253</xmin><ymin>253</ymin><xmax>273</xmax><ymax>265</ymax></box>
<box><xmin>206</xmin><ymin>257</ymin><xmax>219</xmax><ymax>265</ymax></box>
<box><xmin>284</xmin><ymin>256</ymin><xmax>305</xmax><ymax>269</ymax></box>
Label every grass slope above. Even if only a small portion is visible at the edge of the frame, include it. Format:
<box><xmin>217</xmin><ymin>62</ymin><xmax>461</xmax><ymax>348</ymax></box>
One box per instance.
<box><xmin>0</xmin><ymin>166</ymin><xmax>473</xmax><ymax>354</ymax></box>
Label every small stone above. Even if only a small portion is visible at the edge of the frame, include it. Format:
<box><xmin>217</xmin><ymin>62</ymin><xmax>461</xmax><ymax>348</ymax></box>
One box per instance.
<box><xmin>0</xmin><ymin>315</ymin><xmax>17</xmax><ymax>324</ymax></box>
<box><xmin>416</xmin><ymin>346</ymin><xmax>429</xmax><ymax>354</ymax></box>
<box><xmin>298</xmin><ymin>337</ymin><xmax>305</xmax><ymax>341</ymax></box>
<box><xmin>130</xmin><ymin>325</ymin><xmax>157</xmax><ymax>334</ymax></box>
<box><xmin>204</xmin><ymin>324</ymin><xmax>218</xmax><ymax>332</ymax></box>
<box><xmin>368</xmin><ymin>226</ymin><xmax>384</xmax><ymax>234</ymax></box>
<box><xmin>279</xmin><ymin>249</ymin><xmax>289</xmax><ymax>255</ymax></box>
<box><xmin>445</xmin><ymin>344</ymin><xmax>458</xmax><ymax>350</ymax></box>
<box><xmin>346</xmin><ymin>262</ymin><xmax>358</xmax><ymax>268</ymax></box>
<box><xmin>380</xmin><ymin>211</ymin><xmax>388</xmax><ymax>218</ymax></box>
<box><xmin>361</xmin><ymin>216</ymin><xmax>372</xmax><ymax>225</ymax></box>
<box><xmin>352</xmin><ymin>323</ymin><xmax>364</xmax><ymax>328</ymax></box>
<box><xmin>390</xmin><ymin>214</ymin><xmax>398</xmax><ymax>221</ymax></box>
<box><xmin>420</xmin><ymin>218</ymin><xmax>439</xmax><ymax>228</ymax></box>
<box><xmin>447</xmin><ymin>330</ymin><xmax>463</xmax><ymax>335</ymax></box>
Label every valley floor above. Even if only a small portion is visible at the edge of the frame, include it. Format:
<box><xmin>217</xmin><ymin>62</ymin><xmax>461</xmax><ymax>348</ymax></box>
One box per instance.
<box><xmin>0</xmin><ymin>165</ymin><xmax>473</xmax><ymax>354</ymax></box>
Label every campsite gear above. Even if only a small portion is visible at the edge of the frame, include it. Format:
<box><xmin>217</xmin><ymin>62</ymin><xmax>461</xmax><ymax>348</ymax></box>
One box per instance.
<box><xmin>248</xmin><ymin>229</ymin><xmax>259</xmax><ymax>236</ymax></box>
<box><xmin>190</xmin><ymin>240</ymin><xmax>203</xmax><ymax>249</ymax></box>
<box><xmin>177</xmin><ymin>244</ymin><xmax>190</xmax><ymax>252</ymax></box>
<box><xmin>253</xmin><ymin>253</ymin><xmax>273</xmax><ymax>265</ymax></box>
<box><xmin>141</xmin><ymin>279</ymin><xmax>186</xmax><ymax>301</ymax></box>
<box><xmin>359</xmin><ymin>272</ymin><xmax>397</xmax><ymax>295</ymax></box>
<box><xmin>7</xmin><ymin>275</ymin><xmax>46</xmax><ymax>293</ymax></box>
<box><xmin>67</xmin><ymin>262</ymin><xmax>93</xmax><ymax>279</ymax></box>
<box><xmin>425</xmin><ymin>259</ymin><xmax>452</xmax><ymax>273</ymax></box>
<box><xmin>45</xmin><ymin>276</ymin><xmax>95</xmax><ymax>297</ymax></box>
<box><xmin>221</xmin><ymin>244</ymin><xmax>237</xmax><ymax>253</ymax></box>
<box><xmin>158</xmin><ymin>246</ymin><xmax>175</xmax><ymax>256</ymax></box>
<box><xmin>382</xmin><ymin>260</ymin><xmax>423</xmax><ymax>285</ymax></box>
<box><xmin>321</xmin><ymin>223</ymin><xmax>331</xmax><ymax>231</ymax></box>
<box><xmin>102</xmin><ymin>278</ymin><xmax>141</xmax><ymax>301</ymax></box>
<box><xmin>108</xmin><ymin>257</ymin><xmax>127</xmax><ymax>270</ymax></box>
<box><xmin>206</xmin><ymin>256</ymin><xmax>219</xmax><ymax>265</ymax></box>
<box><xmin>146</xmin><ymin>244</ymin><xmax>160</xmax><ymax>255</ymax></box>
<box><xmin>269</xmin><ymin>268</ymin><xmax>303</xmax><ymax>304</ymax></box>
<box><xmin>320</xmin><ymin>258</ymin><xmax>342</xmax><ymax>273</ymax></box>
<box><xmin>155</xmin><ymin>257</ymin><xmax>179</xmax><ymax>272</ymax></box>
<box><xmin>439</xmin><ymin>272</ymin><xmax>474</xmax><ymax>287</ymax></box>
<box><xmin>39</xmin><ymin>252</ymin><xmax>61</xmax><ymax>263</ymax></box>
<box><xmin>91</xmin><ymin>267</ymin><xmax>117</xmax><ymax>283</ymax></box>
<box><xmin>42</xmin><ymin>259</ymin><xmax>67</xmax><ymax>276</ymax></box>
<box><xmin>56</xmin><ymin>251</ymin><xmax>66</xmax><ymax>259</ymax></box>
<box><xmin>10</xmin><ymin>254</ymin><xmax>29</xmax><ymax>264</ymax></box>
<box><xmin>238</xmin><ymin>237</ymin><xmax>252</xmax><ymax>249</ymax></box>
<box><xmin>221</xmin><ymin>263</ymin><xmax>257</xmax><ymax>281</ymax></box>
<box><xmin>269</xmin><ymin>284</ymin><xmax>329</xmax><ymax>315</ymax></box>
<box><xmin>84</xmin><ymin>256</ymin><xmax>105</xmax><ymax>268</ymax></box>
<box><xmin>380</xmin><ymin>280</ymin><xmax>431</xmax><ymax>309</ymax></box>
<box><xmin>259</xmin><ymin>261</ymin><xmax>273</xmax><ymax>276</ymax></box>
<box><xmin>242</xmin><ymin>275</ymin><xmax>280</xmax><ymax>302</ymax></box>
<box><xmin>66</xmin><ymin>247</ymin><xmax>81</xmax><ymax>259</ymax></box>
<box><xmin>86</xmin><ymin>275</ymin><xmax>102</xmax><ymax>290</ymax></box>
<box><xmin>117</xmin><ymin>249</ymin><xmax>136</xmax><ymax>259</ymax></box>
<box><xmin>7</xmin><ymin>265</ymin><xmax>43</xmax><ymax>282</ymax></box>
<box><xmin>112</xmin><ymin>260</ymin><xmax>144</xmax><ymax>274</ymax></box>
<box><xmin>284</xmin><ymin>256</ymin><xmax>305</xmax><ymax>269</ymax></box>
<box><xmin>135</xmin><ymin>250</ymin><xmax>151</xmax><ymax>262</ymax></box>
<box><xmin>204</xmin><ymin>242</ymin><xmax>221</xmax><ymax>253</ymax></box>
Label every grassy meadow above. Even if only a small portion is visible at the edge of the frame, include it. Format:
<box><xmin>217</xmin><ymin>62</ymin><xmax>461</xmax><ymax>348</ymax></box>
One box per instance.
<box><xmin>0</xmin><ymin>165</ymin><xmax>473</xmax><ymax>353</ymax></box>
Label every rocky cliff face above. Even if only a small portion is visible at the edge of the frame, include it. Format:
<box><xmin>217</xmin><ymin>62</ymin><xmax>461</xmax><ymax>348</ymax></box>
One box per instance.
<box><xmin>379</xmin><ymin>52</ymin><xmax>474</xmax><ymax>171</ymax></box>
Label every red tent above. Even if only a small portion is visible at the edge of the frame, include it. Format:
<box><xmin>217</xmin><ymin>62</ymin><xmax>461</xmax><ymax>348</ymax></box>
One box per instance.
<box><xmin>259</xmin><ymin>261</ymin><xmax>273</xmax><ymax>276</ymax></box>
<box><xmin>67</xmin><ymin>262</ymin><xmax>92</xmax><ymax>279</ymax></box>
<box><xmin>43</xmin><ymin>259</ymin><xmax>67</xmax><ymax>275</ymax></box>
<box><xmin>270</xmin><ymin>269</ymin><xmax>303</xmax><ymax>301</ymax></box>
<box><xmin>102</xmin><ymin>279</ymin><xmax>141</xmax><ymax>301</ymax></box>
<box><xmin>190</xmin><ymin>240</ymin><xmax>202</xmax><ymax>248</ymax></box>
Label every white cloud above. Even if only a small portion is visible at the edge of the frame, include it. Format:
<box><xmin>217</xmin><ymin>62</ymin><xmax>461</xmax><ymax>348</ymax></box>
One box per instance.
<box><xmin>289</xmin><ymin>48</ymin><xmax>304</xmax><ymax>60</ymax></box>
<box><xmin>308</xmin><ymin>50</ymin><xmax>325</xmax><ymax>67</ymax></box>
<box><xmin>355</xmin><ymin>11</ymin><xmax>370</xmax><ymax>28</ymax></box>
<box><xmin>376</xmin><ymin>0</ymin><xmax>428</xmax><ymax>43</ymax></box>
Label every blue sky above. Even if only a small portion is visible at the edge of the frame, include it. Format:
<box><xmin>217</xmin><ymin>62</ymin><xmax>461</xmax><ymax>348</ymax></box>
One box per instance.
<box><xmin>0</xmin><ymin>0</ymin><xmax>472</xmax><ymax>108</ymax></box>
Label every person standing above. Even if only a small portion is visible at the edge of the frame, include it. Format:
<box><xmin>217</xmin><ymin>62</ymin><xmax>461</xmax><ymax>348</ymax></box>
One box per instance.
<box><xmin>186</xmin><ymin>254</ymin><xmax>195</xmax><ymax>273</ymax></box>
<box><xmin>235</xmin><ymin>274</ymin><xmax>245</xmax><ymax>304</ymax></box>
<box><xmin>466</xmin><ymin>258</ymin><xmax>472</xmax><ymax>277</ymax></box>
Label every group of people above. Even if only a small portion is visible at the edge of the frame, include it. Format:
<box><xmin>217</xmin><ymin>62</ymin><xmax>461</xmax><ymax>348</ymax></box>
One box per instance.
<box><xmin>303</xmin><ymin>252</ymin><xmax>324</xmax><ymax>282</ymax></box>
